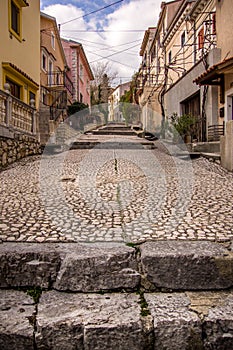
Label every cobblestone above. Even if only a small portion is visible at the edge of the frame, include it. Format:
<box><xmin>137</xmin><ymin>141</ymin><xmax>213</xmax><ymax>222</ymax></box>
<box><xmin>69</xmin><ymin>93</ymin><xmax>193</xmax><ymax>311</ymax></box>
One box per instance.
<box><xmin>0</xmin><ymin>136</ymin><xmax>232</xmax><ymax>243</ymax></box>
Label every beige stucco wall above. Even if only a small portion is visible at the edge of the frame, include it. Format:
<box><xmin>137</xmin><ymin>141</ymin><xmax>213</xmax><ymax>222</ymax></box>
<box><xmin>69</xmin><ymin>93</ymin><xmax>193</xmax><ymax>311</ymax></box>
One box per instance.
<box><xmin>216</xmin><ymin>0</ymin><xmax>233</xmax><ymax>60</ymax></box>
<box><xmin>0</xmin><ymin>0</ymin><xmax>40</xmax><ymax>107</ymax></box>
<box><xmin>220</xmin><ymin>120</ymin><xmax>233</xmax><ymax>171</ymax></box>
<box><xmin>40</xmin><ymin>14</ymin><xmax>66</xmax><ymax>88</ymax></box>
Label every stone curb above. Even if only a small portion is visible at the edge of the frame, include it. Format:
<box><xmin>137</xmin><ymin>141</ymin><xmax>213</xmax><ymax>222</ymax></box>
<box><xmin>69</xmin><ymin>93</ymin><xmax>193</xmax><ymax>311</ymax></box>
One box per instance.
<box><xmin>1</xmin><ymin>290</ymin><xmax>233</xmax><ymax>349</ymax></box>
<box><xmin>0</xmin><ymin>241</ymin><xmax>233</xmax><ymax>291</ymax></box>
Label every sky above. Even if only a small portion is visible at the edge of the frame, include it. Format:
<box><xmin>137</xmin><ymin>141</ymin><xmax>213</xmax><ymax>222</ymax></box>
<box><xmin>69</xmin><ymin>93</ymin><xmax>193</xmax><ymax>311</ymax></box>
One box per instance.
<box><xmin>40</xmin><ymin>0</ymin><xmax>161</xmax><ymax>86</ymax></box>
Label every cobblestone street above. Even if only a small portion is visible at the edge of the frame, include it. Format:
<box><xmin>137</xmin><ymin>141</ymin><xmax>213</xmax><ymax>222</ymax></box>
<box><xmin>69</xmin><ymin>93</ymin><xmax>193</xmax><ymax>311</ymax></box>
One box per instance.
<box><xmin>0</xmin><ymin>135</ymin><xmax>233</xmax><ymax>243</ymax></box>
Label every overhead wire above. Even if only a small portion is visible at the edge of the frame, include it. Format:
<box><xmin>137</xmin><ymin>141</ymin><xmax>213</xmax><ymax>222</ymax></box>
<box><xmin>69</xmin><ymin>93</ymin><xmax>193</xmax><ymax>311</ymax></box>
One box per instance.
<box><xmin>59</xmin><ymin>0</ymin><xmax>125</xmax><ymax>26</ymax></box>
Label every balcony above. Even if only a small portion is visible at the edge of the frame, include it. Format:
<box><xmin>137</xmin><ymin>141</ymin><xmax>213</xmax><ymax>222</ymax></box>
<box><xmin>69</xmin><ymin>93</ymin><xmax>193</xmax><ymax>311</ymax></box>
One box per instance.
<box><xmin>47</xmin><ymin>71</ymin><xmax>74</xmax><ymax>97</ymax></box>
<box><xmin>0</xmin><ymin>85</ymin><xmax>37</xmax><ymax>137</ymax></box>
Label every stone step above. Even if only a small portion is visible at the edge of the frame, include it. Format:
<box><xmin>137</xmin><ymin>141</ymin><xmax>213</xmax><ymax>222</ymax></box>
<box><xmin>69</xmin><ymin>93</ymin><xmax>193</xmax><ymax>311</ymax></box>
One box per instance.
<box><xmin>1</xmin><ymin>289</ymin><xmax>233</xmax><ymax>349</ymax></box>
<box><xmin>201</xmin><ymin>152</ymin><xmax>221</xmax><ymax>161</ymax></box>
<box><xmin>70</xmin><ymin>141</ymin><xmax>155</xmax><ymax>150</ymax></box>
<box><xmin>70</xmin><ymin>141</ymin><xmax>100</xmax><ymax>149</ymax></box>
<box><xmin>0</xmin><ymin>241</ymin><xmax>233</xmax><ymax>292</ymax></box>
<box><xmin>91</xmin><ymin>129</ymin><xmax>136</xmax><ymax>136</ymax></box>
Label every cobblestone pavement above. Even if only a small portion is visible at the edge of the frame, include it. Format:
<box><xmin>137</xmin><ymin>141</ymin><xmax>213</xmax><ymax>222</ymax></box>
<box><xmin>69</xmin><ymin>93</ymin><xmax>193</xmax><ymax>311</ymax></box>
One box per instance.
<box><xmin>0</xmin><ymin>135</ymin><xmax>233</xmax><ymax>243</ymax></box>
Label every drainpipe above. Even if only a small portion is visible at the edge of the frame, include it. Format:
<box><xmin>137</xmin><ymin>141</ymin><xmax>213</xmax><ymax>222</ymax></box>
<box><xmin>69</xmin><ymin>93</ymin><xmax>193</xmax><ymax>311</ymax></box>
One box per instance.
<box><xmin>193</xmin><ymin>21</ymin><xmax>197</xmax><ymax>64</ymax></box>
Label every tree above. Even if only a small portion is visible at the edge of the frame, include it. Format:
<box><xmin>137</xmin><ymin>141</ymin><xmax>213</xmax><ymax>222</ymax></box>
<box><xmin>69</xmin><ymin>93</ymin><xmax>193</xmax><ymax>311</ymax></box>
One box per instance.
<box><xmin>120</xmin><ymin>77</ymin><xmax>141</xmax><ymax>125</ymax></box>
<box><xmin>67</xmin><ymin>101</ymin><xmax>88</xmax><ymax>116</ymax></box>
<box><xmin>90</xmin><ymin>62</ymin><xmax>118</xmax><ymax>105</ymax></box>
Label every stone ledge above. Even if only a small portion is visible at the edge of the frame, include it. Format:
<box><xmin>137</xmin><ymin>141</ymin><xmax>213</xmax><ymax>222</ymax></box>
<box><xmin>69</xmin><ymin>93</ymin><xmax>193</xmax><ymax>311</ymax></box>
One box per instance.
<box><xmin>140</xmin><ymin>241</ymin><xmax>233</xmax><ymax>290</ymax></box>
<box><xmin>1</xmin><ymin>241</ymin><xmax>233</xmax><ymax>292</ymax></box>
<box><xmin>1</xmin><ymin>290</ymin><xmax>233</xmax><ymax>349</ymax></box>
<box><xmin>0</xmin><ymin>242</ymin><xmax>140</xmax><ymax>292</ymax></box>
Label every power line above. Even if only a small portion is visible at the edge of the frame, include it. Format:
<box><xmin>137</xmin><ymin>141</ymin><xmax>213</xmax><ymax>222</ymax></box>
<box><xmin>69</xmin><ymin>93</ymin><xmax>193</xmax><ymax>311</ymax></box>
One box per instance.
<box><xmin>62</xmin><ymin>29</ymin><xmax>145</xmax><ymax>32</ymax></box>
<box><xmin>60</xmin><ymin>0</ymin><xmax>125</xmax><ymax>26</ymax></box>
<box><xmin>89</xmin><ymin>51</ymin><xmax>136</xmax><ymax>69</ymax></box>
<box><xmin>88</xmin><ymin>43</ymin><xmax>140</xmax><ymax>63</ymax></box>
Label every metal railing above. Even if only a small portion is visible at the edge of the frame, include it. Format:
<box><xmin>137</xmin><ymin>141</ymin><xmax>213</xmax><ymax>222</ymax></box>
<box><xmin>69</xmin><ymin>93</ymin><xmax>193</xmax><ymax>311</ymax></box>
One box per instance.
<box><xmin>47</xmin><ymin>71</ymin><xmax>74</xmax><ymax>96</ymax></box>
<box><xmin>0</xmin><ymin>84</ymin><xmax>37</xmax><ymax>136</ymax></box>
<box><xmin>208</xmin><ymin>123</ymin><xmax>224</xmax><ymax>141</ymax></box>
<box><xmin>49</xmin><ymin>90</ymin><xmax>67</xmax><ymax>121</ymax></box>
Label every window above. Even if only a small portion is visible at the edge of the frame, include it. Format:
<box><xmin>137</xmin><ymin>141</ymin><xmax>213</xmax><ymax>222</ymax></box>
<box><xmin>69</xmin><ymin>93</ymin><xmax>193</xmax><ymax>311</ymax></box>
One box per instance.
<box><xmin>6</xmin><ymin>77</ymin><xmax>21</xmax><ymax>99</ymax></box>
<box><xmin>80</xmin><ymin>64</ymin><xmax>83</xmax><ymax>80</ymax></box>
<box><xmin>29</xmin><ymin>91</ymin><xmax>35</xmax><ymax>105</ymax></box>
<box><xmin>48</xmin><ymin>60</ymin><xmax>53</xmax><ymax>86</ymax></box>
<box><xmin>42</xmin><ymin>53</ymin><xmax>47</xmax><ymax>71</ymax></box>
<box><xmin>9</xmin><ymin>0</ymin><xmax>28</xmax><ymax>40</ymax></box>
<box><xmin>181</xmin><ymin>31</ymin><xmax>185</xmax><ymax>48</ymax></box>
<box><xmin>168</xmin><ymin>50</ymin><xmax>172</xmax><ymax>64</ymax></box>
<box><xmin>198</xmin><ymin>27</ymin><xmax>204</xmax><ymax>50</ymax></box>
<box><xmin>11</xmin><ymin>1</ymin><xmax>20</xmax><ymax>34</ymax></box>
<box><xmin>212</xmin><ymin>13</ymin><xmax>216</xmax><ymax>35</ymax></box>
<box><xmin>80</xmin><ymin>93</ymin><xmax>83</xmax><ymax>103</ymax></box>
<box><xmin>51</xmin><ymin>32</ymin><xmax>55</xmax><ymax>49</ymax></box>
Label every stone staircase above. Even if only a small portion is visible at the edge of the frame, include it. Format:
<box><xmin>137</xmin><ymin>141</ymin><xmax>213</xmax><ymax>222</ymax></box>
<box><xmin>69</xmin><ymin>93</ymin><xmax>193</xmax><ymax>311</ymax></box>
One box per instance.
<box><xmin>90</xmin><ymin>124</ymin><xmax>137</xmax><ymax>136</ymax></box>
<box><xmin>1</xmin><ymin>240</ymin><xmax>233</xmax><ymax>349</ymax></box>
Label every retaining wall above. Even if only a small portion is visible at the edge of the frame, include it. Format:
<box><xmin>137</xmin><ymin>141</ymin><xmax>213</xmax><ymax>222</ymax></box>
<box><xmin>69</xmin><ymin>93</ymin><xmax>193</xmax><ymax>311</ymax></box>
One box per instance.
<box><xmin>0</xmin><ymin>134</ymin><xmax>41</xmax><ymax>168</ymax></box>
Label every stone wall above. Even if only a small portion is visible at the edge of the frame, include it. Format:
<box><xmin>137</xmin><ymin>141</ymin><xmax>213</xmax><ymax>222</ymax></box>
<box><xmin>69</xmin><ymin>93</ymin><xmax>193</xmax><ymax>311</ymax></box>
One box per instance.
<box><xmin>0</xmin><ymin>134</ymin><xmax>41</xmax><ymax>168</ymax></box>
<box><xmin>221</xmin><ymin>120</ymin><xmax>233</xmax><ymax>171</ymax></box>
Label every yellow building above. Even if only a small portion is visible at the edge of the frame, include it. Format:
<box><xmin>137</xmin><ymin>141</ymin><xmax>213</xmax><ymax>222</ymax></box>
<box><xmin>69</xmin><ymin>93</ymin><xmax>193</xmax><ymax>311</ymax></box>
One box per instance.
<box><xmin>0</xmin><ymin>0</ymin><xmax>40</xmax><ymax>108</ymax></box>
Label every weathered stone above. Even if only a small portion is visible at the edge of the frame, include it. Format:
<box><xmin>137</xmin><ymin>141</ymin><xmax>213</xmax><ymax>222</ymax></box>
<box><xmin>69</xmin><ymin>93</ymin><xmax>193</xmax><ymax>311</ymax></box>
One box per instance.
<box><xmin>186</xmin><ymin>291</ymin><xmax>233</xmax><ymax>348</ymax></box>
<box><xmin>0</xmin><ymin>243</ymin><xmax>61</xmax><ymax>288</ymax></box>
<box><xmin>201</xmin><ymin>292</ymin><xmax>233</xmax><ymax>349</ymax></box>
<box><xmin>0</xmin><ymin>290</ymin><xmax>35</xmax><ymax>350</ymax></box>
<box><xmin>145</xmin><ymin>293</ymin><xmax>203</xmax><ymax>350</ymax></box>
<box><xmin>36</xmin><ymin>291</ymin><xmax>146</xmax><ymax>350</ymax></box>
<box><xmin>54</xmin><ymin>243</ymin><xmax>140</xmax><ymax>292</ymax></box>
<box><xmin>140</xmin><ymin>241</ymin><xmax>233</xmax><ymax>290</ymax></box>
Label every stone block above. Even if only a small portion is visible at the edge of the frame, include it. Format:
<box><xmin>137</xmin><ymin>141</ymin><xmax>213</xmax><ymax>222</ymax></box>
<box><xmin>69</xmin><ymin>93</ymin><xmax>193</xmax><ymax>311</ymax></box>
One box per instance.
<box><xmin>188</xmin><ymin>291</ymin><xmax>233</xmax><ymax>349</ymax></box>
<box><xmin>36</xmin><ymin>291</ymin><xmax>146</xmax><ymax>350</ymax></box>
<box><xmin>0</xmin><ymin>243</ymin><xmax>61</xmax><ymax>288</ymax></box>
<box><xmin>145</xmin><ymin>293</ymin><xmax>203</xmax><ymax>350</ymax></box>
<box><xmin>221</xmin><ymin>120</ymin><xmax>233</xmax><ymax>172</ymax></box>
<box><xmin>0</xmin><ymin>290</ymin><xmax>35</xmax><ymax>350</ymax></box>
<box><xmin>140</xmin><ymin>241</ymin><xmax>233</xmax><ymax>290</ymax></box>
<box><xmin>54</xmin><ymin>243</ymin><xmax>140</xmax><ymax>292</ymax></box>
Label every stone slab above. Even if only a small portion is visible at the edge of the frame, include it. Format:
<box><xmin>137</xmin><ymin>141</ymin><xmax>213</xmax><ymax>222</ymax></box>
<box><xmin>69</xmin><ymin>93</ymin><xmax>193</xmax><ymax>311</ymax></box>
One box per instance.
<box><xmin>54</xmin><ymin>242</ymin><xmax>140</xmax><ymax>292</ymax></box>
<box><xmin>195</xmin><ymin>291</ymin><xmax>233</xmax><ymax>349</ymax></box>
<box><xmin>145</xmin><ymin>293</ymin><xmax>202</xmax><ymax>349</ymax></box>
<box><xmin>0</xmin><ymin>243</ymin><xmax>62</xmax><ymax>288</ymax></box>
<box><xmin>0</xmin><ymin>243</ymin><xmax>140</xmax><ymax>292</ymax></box>
<box><xmin>187</xmin><ymin>291</ymin><xmax>233</xmax><ymax>349</ymax></box>
<box><xmin>36</xmin><ymin>291</ymin><xmax>147</xmax><ymax>350</ymax></box>
<box><xmin>0</xmin><ymin>290</ymin><xmax>35</xmax><ymax>350</ymax></box>
<box><xmin>140</xmin><ymin>241</ymin><xmax>233</xmax><ymax>290</ymax></box>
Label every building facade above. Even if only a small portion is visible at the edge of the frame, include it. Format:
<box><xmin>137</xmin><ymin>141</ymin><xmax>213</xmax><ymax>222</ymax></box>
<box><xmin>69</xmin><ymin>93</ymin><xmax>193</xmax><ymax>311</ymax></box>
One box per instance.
<box><xmin>40</xmin><ymin>12</ymin><xmax>74</xmax><ymax>144</ymax></box>
<box><xmin>108</xmin><ymin>81</ymin><xmax>131</xmax><ymax>122</ymax></box>
<box><xmin>61</xmin><ymin>39</ymin><xmax>94</xmax><ymax>106</ymax></box>
<box><xmin>137</xmin><ymin>0</ymin><xmax>222</xmax><ymax>142</ymax></box>
<box><xmin>0</xmin><ymin>0</ymin><xmax>40</xmax><ymax>139</ymax></box>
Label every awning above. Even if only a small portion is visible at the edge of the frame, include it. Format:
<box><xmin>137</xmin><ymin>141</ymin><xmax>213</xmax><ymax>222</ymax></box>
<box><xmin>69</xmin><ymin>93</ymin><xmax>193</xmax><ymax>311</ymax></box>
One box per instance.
<box><xmin>2</xmin><ymin>62</ymin><xmax>39</xmax><ymax>88</ymax></box>
<box><xmin>193</xmin><ymin>56</ymin><xmax>233</xmax><ymax>85</ymax></box>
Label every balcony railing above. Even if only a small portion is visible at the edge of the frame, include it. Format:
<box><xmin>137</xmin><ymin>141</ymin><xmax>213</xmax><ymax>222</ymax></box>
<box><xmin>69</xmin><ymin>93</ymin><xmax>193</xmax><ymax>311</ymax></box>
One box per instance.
<box><xmin>47</xmin><ymin>71</ymin><xmax>74</xmax><ymax>96</ymax></box>
<box><xmin>0</xmin><ymin>85</ymin><xmax>37</xmax><ymax>136</ymax></box>
<box><xmin>208</xmin><ymin>123</ymin><xmax>224</xmax><ymax>141</ymax></box>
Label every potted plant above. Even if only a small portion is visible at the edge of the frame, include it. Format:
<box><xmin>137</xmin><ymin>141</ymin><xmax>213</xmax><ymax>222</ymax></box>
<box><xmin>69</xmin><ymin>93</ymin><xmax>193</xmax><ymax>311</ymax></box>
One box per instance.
<box><xmin>169</xmin><ymin>113</ymin><xmax>195</xmax><ymax>143</ymax></box>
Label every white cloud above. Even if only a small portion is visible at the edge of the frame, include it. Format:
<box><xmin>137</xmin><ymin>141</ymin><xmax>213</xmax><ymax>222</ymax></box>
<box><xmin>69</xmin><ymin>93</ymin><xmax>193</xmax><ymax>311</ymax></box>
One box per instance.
<box><xmin>42</xmin><ymin>0</ymin><xmax>161</xmax><ymax>85</ymax></box>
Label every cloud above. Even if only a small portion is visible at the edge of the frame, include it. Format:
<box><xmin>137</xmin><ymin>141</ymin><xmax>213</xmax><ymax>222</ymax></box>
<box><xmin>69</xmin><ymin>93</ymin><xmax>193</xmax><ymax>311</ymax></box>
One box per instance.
<box><xmin>42</xmin><ymin>0</ymin><xmax>161</xmax><ymax>85</ymax></box>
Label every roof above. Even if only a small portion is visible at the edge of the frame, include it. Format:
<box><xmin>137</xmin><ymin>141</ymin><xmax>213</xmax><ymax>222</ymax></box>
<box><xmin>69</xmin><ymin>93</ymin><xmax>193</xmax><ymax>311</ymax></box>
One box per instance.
<box><xmin>2</xmin><ymin>62</ymin><xmax>39</xmax><ymax>87</ymax></box>
<box><xmin>40</xmin><ymin>12</ymin><xmax>68</xmax><ymax>69</ymax></box>
<box><xmin>139</xmin><ymin>27</ymin><xmax>156</xmax><ymax>56</ymax></box>
<box><xmin>61</xmin><ymin>38</ymin><xmax>94</xmax><ymax>80</ymax></box>
<box><xmin>193</xmin><ymin>56</ymin><xmax>233</xmax><ymax>85</ymax></box>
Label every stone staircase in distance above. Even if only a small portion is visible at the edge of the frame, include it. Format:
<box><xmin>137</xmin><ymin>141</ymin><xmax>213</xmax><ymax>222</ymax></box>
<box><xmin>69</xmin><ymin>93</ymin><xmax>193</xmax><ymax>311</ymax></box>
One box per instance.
<box><xmin>1</xmin><ymin>240</ymin><xmax>233</xmax><ymax>349</ymax></box>
<box><xmin>89</xmin><ymin>123</ymin><xmax>137</xmax><ymax>136</ymax></box>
